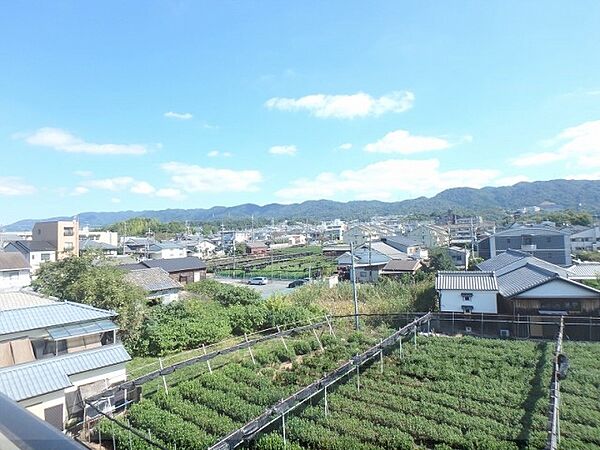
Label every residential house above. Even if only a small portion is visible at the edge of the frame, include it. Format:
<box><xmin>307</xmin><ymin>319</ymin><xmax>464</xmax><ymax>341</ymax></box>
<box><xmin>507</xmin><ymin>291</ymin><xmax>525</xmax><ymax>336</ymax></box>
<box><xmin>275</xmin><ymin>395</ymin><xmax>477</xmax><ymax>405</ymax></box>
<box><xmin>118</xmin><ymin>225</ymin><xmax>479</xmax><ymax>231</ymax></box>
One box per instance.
<box><xmin>381</xmin><ymin>236</ymin><xmax>429</xmax><ymax>259</ymax></box>
<box><xmin>286</xmin><ymin>234</ymin><xmax>306</xmax><ymax>246</ymax></box>
<box><xmin>321</xmin><ymin>220</ymin><xmax>346</xmax><ymax>242</ymax></box>
<box><xmin>245</xmin><ymin>241</ymin><xmax>270</xmax><ymax>256</ymax></box>
<box><xmin>4</xmin><ymin>241</ymin><xmax>56</xmax><ymax>274</ymax></box>
<box><xmin>477</xmin><ymin>226</ymin><xmax>571</xmax><ymax>266</ymax></box>
<box><xmin>124</xmin><ymin>267</ymin><xmax>183</xmax><ymax>304</ymax></box>
<box><xmin>120</xmin><ymin>256</ymin><xmax>207</xmax><ymax>284</ymax></box>
<box><xmin>183</xmin><ymin>238</ymin><xmax>219</xmax><ymax>259</ymax></box>
<box><xmin>380</xmin><ymin>260</ymin><xmax>423</xmax><ymax>278</ymax></box>
<box><xmin>343</xmin><ymin>225</ymin><xmax>379</xmax><ymax>247</ymax></box>
<box><xmin>566</xmin><ymin>262</ymin><xmax>600</xmax><ymax>282</ymax></box>
<box><xmin>32</xmin><ymin>220</ymin><xmax>79</xmax><ymax>259</ymax></box>
<box><xmin>569</xmin><ymin>226</ymin><xmax>600</xmax><ymax>252</ymax></box>
<box><xmin>147</xmin><ymin>242</ymin><xmax>188</xmax><ymax>260</ymax></box>
<box><xmin>337</xmin><ymin>241</ymin><xmax>411</xmax><ymax>282</ymax></box>
<box><xmin>436</xmin><ymin>271</ymin><xmax>499</xmax><ymax>314</ymax></box>
<box><xmin>0</xmin><ymin>291</ymin><xmax>130</xmax><ymax>430</ymax></box>
<box><xmin>79</xmin><ymin>239</ymin><xmax>118</xmax><ymax>257</ymax></box>
<box><xmin>406</xmin><ymin>225</ymin><xmax>450</xmax><ymax>248</ymax></box>
<box><xmin>446</xmin><ymin>246</ymin><xmax>471</xmax><ymax>269</ymax></box>
<box><xmin>0</xmin><ymin>253</ymin><xmax>31</xmax><ymax>291</ymax></box>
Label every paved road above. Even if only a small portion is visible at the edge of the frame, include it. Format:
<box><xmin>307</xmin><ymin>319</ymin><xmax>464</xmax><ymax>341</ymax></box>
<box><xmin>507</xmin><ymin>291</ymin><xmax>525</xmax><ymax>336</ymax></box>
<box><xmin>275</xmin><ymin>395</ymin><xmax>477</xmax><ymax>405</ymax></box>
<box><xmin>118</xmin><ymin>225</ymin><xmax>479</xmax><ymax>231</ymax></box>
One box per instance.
<box><xmin>213</xmin><ymin>277</ymin><xmax>294</xmax><ymax>298</ymax></box>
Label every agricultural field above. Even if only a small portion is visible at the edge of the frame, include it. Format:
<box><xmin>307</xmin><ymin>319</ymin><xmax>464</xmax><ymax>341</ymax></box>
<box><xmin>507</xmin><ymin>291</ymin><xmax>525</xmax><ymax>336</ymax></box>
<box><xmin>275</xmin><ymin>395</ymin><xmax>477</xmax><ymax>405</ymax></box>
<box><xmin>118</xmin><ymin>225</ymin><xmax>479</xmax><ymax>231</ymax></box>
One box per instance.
<box><xmin>95</xmin><ymin>330</ymin><xmax>600</xmax><ymax>450</ymax></box>
<box><xmin>560</xmin><ymin>342</ymin><xmax>600</xmax><ymax>449</ymax></box>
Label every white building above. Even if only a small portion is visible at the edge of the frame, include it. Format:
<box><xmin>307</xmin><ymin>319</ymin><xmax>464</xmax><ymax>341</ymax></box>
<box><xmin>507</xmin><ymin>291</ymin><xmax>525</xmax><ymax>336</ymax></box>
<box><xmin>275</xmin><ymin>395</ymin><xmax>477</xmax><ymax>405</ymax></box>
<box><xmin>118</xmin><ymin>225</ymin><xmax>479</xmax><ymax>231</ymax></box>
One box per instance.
<box><xmin>0</xmin><ymin>253</ymin><xmax>31</xmax><ymax>291</ymax></box>
<box><xmin>79</xmin><ymin>227</ymin><xmax>119</xmax><ymax>247</ymax></box>
<box><xmin>570</xmin><ymin>226</ymin><xmax>600</xmax><ymax>252</ymax></box>
<box><xmin>0</xmin><ymin>291</ymin><xmax>130</xmax><ymax>430</ymax></box>
<box><xmin>407</xmin><ymin>225</ymin><xmax>450</xmax><ymax>248</ymax></box>
<box><xmin>343</xmin><ymin>225</ymin><xmax>379</xmax><ymax>247</ymax></box>
<box><xmin>436</xmin><ymin>271</ymin><xmax>499</xmax><ymax>314</ymax></box>
<box><xmin>147</xmin><ymin>242</ymin><xmax>188</xmax><ymax>260</ymax></box>
<box><xmin>4</xmin><ymin>241</ymin><xmax>57</xmax><ymax>274</ymax></box>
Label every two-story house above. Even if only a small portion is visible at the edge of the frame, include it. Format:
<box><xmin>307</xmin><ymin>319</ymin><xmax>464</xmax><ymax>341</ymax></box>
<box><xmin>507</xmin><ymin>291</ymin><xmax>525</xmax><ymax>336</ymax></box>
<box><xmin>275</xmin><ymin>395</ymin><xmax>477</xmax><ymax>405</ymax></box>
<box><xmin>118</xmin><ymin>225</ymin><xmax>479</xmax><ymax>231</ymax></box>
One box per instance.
<box><xmin>4</xmin><ymin>241</ymin><xmax>57</xmax><ymax>274</ymax></box>
<box><xmin>0</xmin><ymin>291</ymin><xmax>130</xmax><ymax>430</ymax></box>
<box><xmin>0</xmin><ymin>253</ymin><xmax>31</xmax><ymax>290</ymax></box>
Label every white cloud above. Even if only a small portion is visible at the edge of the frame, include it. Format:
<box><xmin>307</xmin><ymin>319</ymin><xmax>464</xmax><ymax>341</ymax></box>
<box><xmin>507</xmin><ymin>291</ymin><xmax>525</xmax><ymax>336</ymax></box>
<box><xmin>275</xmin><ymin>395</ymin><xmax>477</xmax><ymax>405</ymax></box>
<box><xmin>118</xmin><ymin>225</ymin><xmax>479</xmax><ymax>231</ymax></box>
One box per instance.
<box><xmin>130</xmin><ymin>181</ymin><xmax>156</xmax><ymax>195</ymax></box>
<box><xmin>276</xmin><ymin>159</ymin><xmax>502</xmax><ymax>202</ymax></box>
<box><xmin>164</xmin><ymin>111</ymin><xmax>193</xmax><ymax>120</ymax></box>
<box><xmin>71</xmin><ymin>186</ymin><xmax>89</xmax><ymax>196</ymax></box>
<box><xmin>85</xmin><ymin>177</ymin><xmax>135</xmax><ymax>191</ymax></box>
<box><xmin>265</xmin><ymin>90</ymin><xmax>414</xmax><ymax>119</ymax></box>
<box><xmin>162</xmin><ymin>162</ymin><xmax>263</xmax><ymax>193</ymax></box>
<box><xmin>23</xmin><ymin>128</ymin><xmax>147</xmax><ymax>155</ymax></box>
<box><xmin>207</xmin><ymin>150</ymin><xmax>232</xmax><ymax>158</ymax></box>
<box><xmin>156</xmin><ymin>188</ymin><xmax>183</xmax><ymax>199</ymax></box>
<box><xmin>0</xmin><ymin>177</ymin><xmax>36</xmax><ymax>196</ymax></box>
<box><xmin>364</xmin><ymin>130</ymin><xmax>451</xmax><ymax>154</ymax></box>
<box><xmin>338</xmin><ymin>143</ymin><xmax>353</xmax><ymax>151</ymax></box>
<box><xmin>269</xmin><ymin>145</ymin><xmax>297</xmax><ymax>156</ymax></box>
<box><xmin>512</xmin><ymin>120</ymin><xmax>600</xmax><ymax>168</ymax></box>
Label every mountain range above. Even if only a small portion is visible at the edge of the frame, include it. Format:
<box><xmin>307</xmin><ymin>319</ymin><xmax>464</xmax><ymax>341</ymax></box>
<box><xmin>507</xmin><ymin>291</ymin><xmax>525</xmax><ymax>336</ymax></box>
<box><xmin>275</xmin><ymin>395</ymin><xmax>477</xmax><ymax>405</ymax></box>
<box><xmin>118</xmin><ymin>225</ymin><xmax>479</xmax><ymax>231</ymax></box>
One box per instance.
<box><xmin>5</xmin><ymin>179</ymin><xmax>600</xmax><ymax>231</ymax></box>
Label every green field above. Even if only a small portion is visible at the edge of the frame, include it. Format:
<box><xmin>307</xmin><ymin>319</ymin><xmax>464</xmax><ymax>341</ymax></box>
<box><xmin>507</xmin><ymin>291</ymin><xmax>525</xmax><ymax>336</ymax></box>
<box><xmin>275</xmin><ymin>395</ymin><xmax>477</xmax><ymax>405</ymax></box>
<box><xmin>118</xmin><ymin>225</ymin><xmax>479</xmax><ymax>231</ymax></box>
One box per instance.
<box><xmin>96</xmin><ymin>332</ymin><xmax>599</xmax><ymax>450</ymax></box>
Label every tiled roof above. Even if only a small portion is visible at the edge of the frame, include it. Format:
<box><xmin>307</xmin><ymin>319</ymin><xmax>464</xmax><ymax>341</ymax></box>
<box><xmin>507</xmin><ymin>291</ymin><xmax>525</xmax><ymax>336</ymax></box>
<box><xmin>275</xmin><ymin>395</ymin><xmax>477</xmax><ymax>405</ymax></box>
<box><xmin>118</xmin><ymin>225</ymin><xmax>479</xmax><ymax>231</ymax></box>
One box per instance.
<box><xmin>0</xmin><ymin>301</ymin><xmax>116</xmax><ymax>335</ymax></box>
<box><xmin>79</xmin><ymin>239</ymin><xmax>117</xmax><ymax>251</ymax></box>
<box><xmin>496</xmin><ymin>264</ymin><xmax>558</xmax><ymax>298</ymax></box>
<box><xmin>0</xmin><ymin>291</ymin><xmax>55</xmax><ymax>311</ymax></box>
<box><xmin>140</xmin><ymin>256</ymin><xmax>207</xmax><ymax>272</ymax></box>
<box><xmin>493</xmin><ymin>226</ymin><xmax>567</xmax><ymax>236</ymax></box>
<box><xmin>0</xmin><ymin>344</ymin><xmax>130</xmax><ymax>401</ymax></box>
<box><xmin>568</xmin><ymin>263</ymin><xmax>600</xmax><ymax>279</ymax></box>
<box><xmin>6</xmin><ymin>240</ymin><xmax>56</xmax><ymax>252</ymax></box>
<box><xmin>477</xmin><ymin>249</ymin><xmax>573</xmax><ymax>277</ymax></box>
<box><xmin>436</xmin><ymin>271</ymin><xmax>498</xmax><ymax>291</ymax></box>
<box><xmin>124</xmin><ymin>268</ymin><xmax>183</xmax><ymax>292</ymax></box>
<box><xmin>382</xmin><ymin>260</ymin><xmax>422</xmax><ymax>272</ymax></box>
<box><xmin>0</xmin><ymin>252</ymin><xmax>30</xmax><ymax>271</ymax></box>
<box><xmin>382</xmin><ymin>236</ymin><xmax>421</xmax><ymax>249</ymax></box>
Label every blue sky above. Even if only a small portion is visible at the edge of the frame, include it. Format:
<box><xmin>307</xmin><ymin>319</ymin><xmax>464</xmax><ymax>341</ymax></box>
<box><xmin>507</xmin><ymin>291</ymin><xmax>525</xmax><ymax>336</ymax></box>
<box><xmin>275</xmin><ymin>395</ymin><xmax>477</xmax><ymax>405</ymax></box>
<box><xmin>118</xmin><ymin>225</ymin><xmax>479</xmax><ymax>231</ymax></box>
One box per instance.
<box><xmin>1</xmin><ymin>1</ymin><xmax>600</xmax><ymax>224</ymax></box>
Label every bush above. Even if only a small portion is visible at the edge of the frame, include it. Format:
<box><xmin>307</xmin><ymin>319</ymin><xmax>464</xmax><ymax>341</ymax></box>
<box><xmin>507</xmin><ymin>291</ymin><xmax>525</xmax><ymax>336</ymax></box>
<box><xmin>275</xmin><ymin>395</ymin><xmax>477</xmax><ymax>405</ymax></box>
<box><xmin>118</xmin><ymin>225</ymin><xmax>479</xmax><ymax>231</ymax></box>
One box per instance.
<box><xmin>227</xmin><ymin>304</ymin><xmax>268</xmax><ymax>334</ymax></box>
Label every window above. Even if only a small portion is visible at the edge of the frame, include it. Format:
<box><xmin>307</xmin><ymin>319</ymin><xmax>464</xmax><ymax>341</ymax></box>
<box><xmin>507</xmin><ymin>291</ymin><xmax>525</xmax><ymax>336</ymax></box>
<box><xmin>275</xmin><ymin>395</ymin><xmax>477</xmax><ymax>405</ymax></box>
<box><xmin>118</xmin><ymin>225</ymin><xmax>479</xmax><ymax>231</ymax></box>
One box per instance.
<box><xmin>462</xmin><ymin>305</ymin><xmax>473</xmax><ymax>314</ymax></box>
<box><xmin>63</xmin><ymin>227</ymin><xmax>74</xmax><ymax>236</ymax></box>
<box><xmin>63</xmin><ymin>242</ymin><xmax>74</xmax><ymax>251</ymax></box>
<box><xmin>7</xmin><ymin>271</ymin><xmax>19</xmax><ymax>280</ymax></box>
<box><xmin>41</xmin><ymin>253</ymin><xmax>51</xmax><ymax>261</ymax></box>
<box><xmin>461</xmin><ymin>293</ymin><xmax>473</xmax><ymax>301</ymax></box>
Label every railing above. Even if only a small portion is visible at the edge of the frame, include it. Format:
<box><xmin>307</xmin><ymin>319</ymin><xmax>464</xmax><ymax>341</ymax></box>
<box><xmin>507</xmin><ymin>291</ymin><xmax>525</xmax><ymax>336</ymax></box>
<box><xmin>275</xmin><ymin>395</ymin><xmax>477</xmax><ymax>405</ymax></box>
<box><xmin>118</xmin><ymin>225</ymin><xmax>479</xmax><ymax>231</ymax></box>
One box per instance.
<box><xmin>545</xmin><ymin>317</ymin><xmax>564</xmax><ymax>450</ymax></box>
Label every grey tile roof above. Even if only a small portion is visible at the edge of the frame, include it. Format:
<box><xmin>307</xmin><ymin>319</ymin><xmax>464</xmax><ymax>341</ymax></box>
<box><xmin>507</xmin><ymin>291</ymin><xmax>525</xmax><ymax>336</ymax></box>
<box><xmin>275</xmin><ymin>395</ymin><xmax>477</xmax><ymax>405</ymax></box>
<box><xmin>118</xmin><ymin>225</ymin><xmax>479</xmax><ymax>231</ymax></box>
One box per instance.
<box><xmin>568</xmin><ymin>263</ymin><xmax>600</xmax><ymax>279</ymax></box>
<box><xmin>124</xmin><ymin>268</ymin><xmax>183</xmax><ymax>292</ymax></box>
<box><xmin>477</xmin><ymin>249</ymin><xmax>573</xmax><ymax>277</ymax></box>
<box><xmin>0</xmin><ymin>291</ymin><xmax>55</xmax><ymax>311</ymax></box>
<box><xmin>367</xmin><ymin>242</ymin><xmax>408</xmax><ymax>259</ymax></box>
<box><xmin>493</xmin><ymin>226</ymin><xmax>567</xmax><ymax>236</ymax></box>
<box><xmin>140</xmin><ymin>256</ymin><xmax>207</xmax><ymax>272</ymax></box>
<box><xmin>382</xmin><ymin>235</ymin><xmax>421</xmax><ymax>249</ymax></box>
<box><xmin>0</xmin><ymin>252</ymin><xmax>30</xmax><ymax>271</ymax></box>
<box><xmin>0</xmin><ymin>301</ymin><xmax>116</xmax><ymax>335</ymax></box>
<box><xmin>436</xmin><ymin>271</ymin><xmax>498</xmax><ymax>291</ymax></box>
<box><xmin>6</xmin><ymin>240</ymin><xmax>56</xmax><ymax>253</ymax></box>
<box><xmin>79</xmin><ymin>239</ymin><xmax>117</xmax><ymax>251</ymax></box>
<box><xmin>0</xmin><ymin>344</ymin><xmax>130</xmax><ymax>401</ymax></box>
<box><xmin>496</xmin><ymin>264</ymin><xmax>557</xmax><ymax>298</ymax></box>
<box><xmin>382</xmin><ymin>260</ymin><xmax>422</xmax><ymax>272</ymax></box>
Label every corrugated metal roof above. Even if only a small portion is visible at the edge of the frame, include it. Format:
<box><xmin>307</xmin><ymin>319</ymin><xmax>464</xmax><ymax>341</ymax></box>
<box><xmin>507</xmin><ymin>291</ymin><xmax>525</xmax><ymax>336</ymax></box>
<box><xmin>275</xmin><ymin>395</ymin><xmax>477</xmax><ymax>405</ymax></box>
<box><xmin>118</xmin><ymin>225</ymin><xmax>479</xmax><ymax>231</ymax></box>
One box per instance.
<box><xmin>382</xmin><ymin>259</ymin><xmax>421</xmax><ymax>272</ymax></box>
<box><xmin>124</xmin><ymin>267</ymin><xmax>183</xmax><ymax>292</ymax></box>
<box><xmin>0</xmin><ymin>344</ymin><xmax>130</xmax><ymax>401</ymax></box>
<box><xmin>48</xmin><ymin>319</ymin><xmax>117</xmax><ymax>340</ymax></box>
<box><xmin>0</xmin><ymin>291</ymin><xmax>55</xmax><ymax>311</ymax></box>
<box><xmin>436</xmin><ymin>271</ymin><xmax>498</xmax><ymax>291</ymax></box>
<box><xmin>0</xmin><ymin>301</ymin><xmax>115</xmax><ymax>335</ymax></box>
<box><xmin>496</xmin><ymin>264</ymin><xmax>556</xmax><ymax>298</ymax></box>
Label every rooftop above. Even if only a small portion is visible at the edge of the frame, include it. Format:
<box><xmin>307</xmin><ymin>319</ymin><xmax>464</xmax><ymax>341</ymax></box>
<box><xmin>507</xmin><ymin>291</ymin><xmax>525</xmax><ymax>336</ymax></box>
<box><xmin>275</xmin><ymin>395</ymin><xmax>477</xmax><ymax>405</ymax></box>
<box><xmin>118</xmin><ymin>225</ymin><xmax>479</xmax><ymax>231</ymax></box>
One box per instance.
<box><xmin>476</xmin><ymin>249</ymin><xmax>573</xmax><ymax>277</ymax></box>
<box><xmin>436</xmin><ymin>271</ymin><xmax>498</xmax><ymax>291</ymax></box>
<box><xmin>6</xmin><ymin>241</ymin><xmax>56</xmax><ymax>253</ymax></box>
<box><xmin>0</xmin><ymin>252</ymin><xmax>30</xmax><ymax>271</ymax></box>
<box><xmin>0</xmin><ymin>291</ymin><xmax>55</xmax><ymax>311</ymax></box>
<box><xmin>0</xmin><ymin>344</ymin><xmax>130</xmax><ymax>402</ymax></box>
<box><xmin>568</xmin><ymin>262</ymin><xmax>600</xmax><ymax>280</ymax></box>
<box><xmin>495</xmin><ymin>264</ymin><xmax>557</xmax><ymax>298</ymax></box>
<box><xmin>381</xmin><ymin>259</ymin><xmax>422</xmax><ymax>272</ymax></box>
<box><xmin>0</xmin><ymin>299</ymin><xmax>116</xmax><ymax>335</ymax></box>
<box><xmin>138</xmin><ymin>256</ymin><xmax>207</xmax><ymax>272</ymax></box>
<box><xmin>125</xmin><ymin>267</ymin><xmax>183</xmax><ymax>292</ymax></box>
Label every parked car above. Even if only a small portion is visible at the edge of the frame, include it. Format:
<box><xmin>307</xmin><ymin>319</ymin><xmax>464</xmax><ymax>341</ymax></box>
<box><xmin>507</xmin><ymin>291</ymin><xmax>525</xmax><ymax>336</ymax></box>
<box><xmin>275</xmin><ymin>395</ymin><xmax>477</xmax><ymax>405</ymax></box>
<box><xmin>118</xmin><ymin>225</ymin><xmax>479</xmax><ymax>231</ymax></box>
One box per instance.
<box><xmin>248</xmin><ymin>276</ymin><xmax>269</xmax><ymax>285</ymax></box>
<box><xmin>288</xmin><ymin>279</ymin><xmax>306</xmax><ymax>288</ymax></box>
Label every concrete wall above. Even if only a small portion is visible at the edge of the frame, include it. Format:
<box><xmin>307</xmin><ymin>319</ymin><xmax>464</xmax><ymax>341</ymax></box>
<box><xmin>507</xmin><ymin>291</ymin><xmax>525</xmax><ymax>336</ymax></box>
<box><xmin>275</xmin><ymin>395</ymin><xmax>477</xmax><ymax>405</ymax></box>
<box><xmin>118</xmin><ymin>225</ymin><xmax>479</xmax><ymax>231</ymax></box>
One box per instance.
<box><xmin>439</xmin><ymin>289</ymin><xmax>498</xmax><ymax>313</ymax></box>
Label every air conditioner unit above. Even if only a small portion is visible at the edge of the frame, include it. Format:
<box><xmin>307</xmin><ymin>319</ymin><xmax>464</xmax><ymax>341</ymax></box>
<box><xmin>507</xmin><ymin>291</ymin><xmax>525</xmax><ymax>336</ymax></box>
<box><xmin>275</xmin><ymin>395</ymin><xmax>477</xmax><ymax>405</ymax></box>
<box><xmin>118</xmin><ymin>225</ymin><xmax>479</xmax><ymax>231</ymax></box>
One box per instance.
<box><xmin>500</xmin><ymin>329</ymin><xmax>510</xmax><ymax>338</ymax></box>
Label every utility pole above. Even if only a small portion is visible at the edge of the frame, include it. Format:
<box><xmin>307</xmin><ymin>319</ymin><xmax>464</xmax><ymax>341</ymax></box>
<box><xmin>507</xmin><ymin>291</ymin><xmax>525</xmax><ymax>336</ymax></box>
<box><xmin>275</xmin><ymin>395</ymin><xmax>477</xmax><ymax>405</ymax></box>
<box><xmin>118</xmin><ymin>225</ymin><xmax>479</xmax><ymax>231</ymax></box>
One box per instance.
<box><xmin>350</xmin><ymin>242</ymin><xmax>360</xmax><ymax>331</ymax></box>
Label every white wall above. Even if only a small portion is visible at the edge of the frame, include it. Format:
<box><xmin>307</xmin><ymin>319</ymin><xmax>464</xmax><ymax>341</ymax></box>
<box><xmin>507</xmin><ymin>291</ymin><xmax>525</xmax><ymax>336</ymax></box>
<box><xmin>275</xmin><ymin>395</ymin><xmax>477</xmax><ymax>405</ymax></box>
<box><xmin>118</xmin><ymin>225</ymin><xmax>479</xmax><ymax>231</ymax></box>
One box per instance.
<box><xmin>0</xmin><ymin>269</ymin><xmax>31</xmax><ymax>290</ymax></box>
<box><xmin>439</xmin><ymin>289</ymin><xmax>498</xmax><ymax>313</ymax></box>
<box><xmin>518</xmin><ymin>279</ymin><xmax>599</xmax><ymax>298</ymax></box>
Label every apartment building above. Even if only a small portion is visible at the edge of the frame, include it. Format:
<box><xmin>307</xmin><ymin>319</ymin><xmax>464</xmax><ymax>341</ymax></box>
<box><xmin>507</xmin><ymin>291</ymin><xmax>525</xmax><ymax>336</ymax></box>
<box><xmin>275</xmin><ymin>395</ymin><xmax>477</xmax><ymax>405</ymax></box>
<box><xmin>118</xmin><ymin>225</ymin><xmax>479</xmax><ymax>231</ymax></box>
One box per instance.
<box><xmin>32</xmin><ymin>220</ymin><xmax>79</xmax><ymax>259</ymax></box>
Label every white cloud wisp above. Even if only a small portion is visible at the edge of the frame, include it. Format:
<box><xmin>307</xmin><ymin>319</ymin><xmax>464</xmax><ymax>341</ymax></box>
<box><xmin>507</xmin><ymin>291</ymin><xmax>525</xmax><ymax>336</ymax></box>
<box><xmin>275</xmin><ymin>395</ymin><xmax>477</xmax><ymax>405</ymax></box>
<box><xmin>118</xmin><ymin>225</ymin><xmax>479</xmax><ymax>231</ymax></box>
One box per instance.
<box><xmin>364</xmin><ymin>130</ymin><xmax>451</xmax><ymax>154</ymax></box>
<box><xmin>162</xmin><ymin>162</ymin><xmax>263</xmax><ymax>193</ymax></box>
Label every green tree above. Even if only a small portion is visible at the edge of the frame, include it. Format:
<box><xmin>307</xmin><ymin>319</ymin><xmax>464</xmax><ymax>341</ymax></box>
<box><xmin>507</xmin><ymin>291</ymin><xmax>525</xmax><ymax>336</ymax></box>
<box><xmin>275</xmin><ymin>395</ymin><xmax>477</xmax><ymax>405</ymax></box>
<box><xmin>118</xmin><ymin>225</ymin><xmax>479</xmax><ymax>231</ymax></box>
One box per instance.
<box><xmin>426</xmin><ymin>248</ymin><xmax>456</xmax><ymax>272</ymax></box>
<box><xmin>32</xmin><ymin>255</ymin><xmax>147</xmax><ymax>345</ymax></box>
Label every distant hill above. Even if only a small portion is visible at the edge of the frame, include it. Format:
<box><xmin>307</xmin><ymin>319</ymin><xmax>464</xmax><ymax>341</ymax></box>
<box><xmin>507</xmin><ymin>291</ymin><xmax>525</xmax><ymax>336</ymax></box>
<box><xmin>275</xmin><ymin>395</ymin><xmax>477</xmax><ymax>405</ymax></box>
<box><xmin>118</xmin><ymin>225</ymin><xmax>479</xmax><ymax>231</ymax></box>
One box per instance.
<box><xmin>5</xmin><ymin>179</ymin><xmax>600</xmax><ymax>231</ymax></box>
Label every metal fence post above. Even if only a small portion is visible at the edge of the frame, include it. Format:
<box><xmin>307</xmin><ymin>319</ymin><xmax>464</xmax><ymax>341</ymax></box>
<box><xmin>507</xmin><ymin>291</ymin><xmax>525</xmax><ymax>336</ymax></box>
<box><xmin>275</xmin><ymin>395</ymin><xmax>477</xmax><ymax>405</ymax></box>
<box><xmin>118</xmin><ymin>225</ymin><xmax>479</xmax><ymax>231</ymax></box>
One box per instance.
<box><xmin>203</xmin><ymin>344</ymin><xmax>212</xmax><ymax>373</ymax></box>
